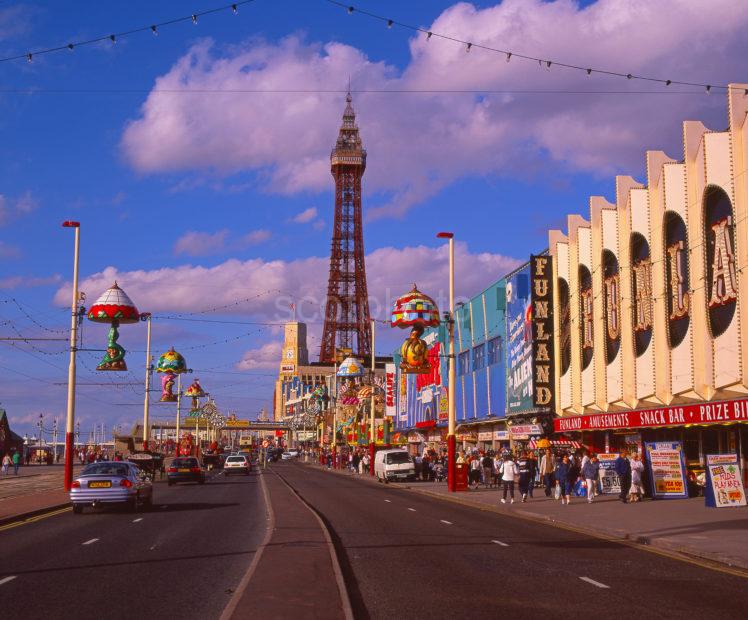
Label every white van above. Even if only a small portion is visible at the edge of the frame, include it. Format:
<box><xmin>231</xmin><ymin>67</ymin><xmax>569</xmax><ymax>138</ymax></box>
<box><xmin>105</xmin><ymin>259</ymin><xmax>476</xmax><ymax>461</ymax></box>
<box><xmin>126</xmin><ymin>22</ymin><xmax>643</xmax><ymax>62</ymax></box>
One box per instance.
<box><xmin>374</xmin><ymin>449</ymin><xmax>416</xmax><ymax>483</ymax></box>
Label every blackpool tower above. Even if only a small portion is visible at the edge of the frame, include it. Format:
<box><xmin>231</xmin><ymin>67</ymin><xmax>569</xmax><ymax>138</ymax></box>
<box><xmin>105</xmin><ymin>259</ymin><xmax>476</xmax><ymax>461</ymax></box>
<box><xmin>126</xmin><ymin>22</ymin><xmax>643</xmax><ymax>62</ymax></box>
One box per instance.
<box><xmin>319</xmin><ymin>92</ymin><xmax>371</xmax><ymax>363</ymax></box>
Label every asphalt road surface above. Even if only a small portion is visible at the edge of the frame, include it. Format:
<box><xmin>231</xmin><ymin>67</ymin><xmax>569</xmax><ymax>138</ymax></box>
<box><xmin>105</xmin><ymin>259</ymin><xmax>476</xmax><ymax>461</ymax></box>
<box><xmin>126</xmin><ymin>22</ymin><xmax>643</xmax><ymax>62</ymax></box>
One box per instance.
<box><xmin>0</xmin><ymin>469</ymin><xmax>266</xmax><ymax>620</ymax></box>
<box><xmin>275</xmin><ymin>461</ymin><xmax>748</xmax><ymax>620</ymax></box>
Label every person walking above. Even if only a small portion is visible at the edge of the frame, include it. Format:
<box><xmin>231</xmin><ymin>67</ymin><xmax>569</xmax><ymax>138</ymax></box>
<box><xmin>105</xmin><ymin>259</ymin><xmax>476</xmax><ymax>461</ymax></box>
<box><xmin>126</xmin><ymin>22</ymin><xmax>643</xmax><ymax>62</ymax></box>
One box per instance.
<box><xmin>555</xmin><ymin>454</ymin><xmax>572</xmax><ymax>504</ymax></box>
<box><xmin>12</xmin><ymin>451</ymin><xmax>20</xmax><ymax>475</ymax></box>
<box><xmin>1</xmin><ymin>453</ymin><xmax>10</xmax><ymax>475</ymax></box>
<box><xmin>362</xmin><ymin>452</ymin><xmax>371</xmax><ymax>475</ymax></box>
<box><xmin>469</xmin><ymin>454</ymin><xmax>482</xmax><ymax>489</ymax></box>
<box><xmin>527</xmin><ymin>451</ymin><xmax>538</xmax><ymax>498</ymax></box>
<box><xmin>482</xmin><ymin>452</ymin><xmax>494</xmax><ymax>488</ymax></box>
<box><xmin>582</xmin><ymin>454</ymin><xmax>600</xmax><ymax>503</ymax></box>
<box><xmin>516</xmin><ymin>451</ymin><xmax>533</xmax><ymax>502</ymax></box>
<box><xmin>499</xmin><ymin>455</ymin><xmax>518</xmax><ymax>504</ymax></box>
<box><xmin>539</xmin><ymin>448</ymin><xmax>555</xmax><ymax>497</ymax></box>
<box><xmin>615</xmin><ymin>449</ymin><xmax>632</xmax><ymax>503</ymax></box>
<box><xmin>629</xmin><ymin>453</ymin><xmax>645</xmax><ymax>502</ymax></box>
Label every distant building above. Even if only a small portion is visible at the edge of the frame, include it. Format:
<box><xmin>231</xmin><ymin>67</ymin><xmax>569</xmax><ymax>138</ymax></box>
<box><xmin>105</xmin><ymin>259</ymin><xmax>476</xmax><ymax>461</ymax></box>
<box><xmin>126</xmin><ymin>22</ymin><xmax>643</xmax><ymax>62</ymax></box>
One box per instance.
<box><xmin>0</xmin><ymin>409</ymin><xmax>25</xmax><ymax>456</ymax></box>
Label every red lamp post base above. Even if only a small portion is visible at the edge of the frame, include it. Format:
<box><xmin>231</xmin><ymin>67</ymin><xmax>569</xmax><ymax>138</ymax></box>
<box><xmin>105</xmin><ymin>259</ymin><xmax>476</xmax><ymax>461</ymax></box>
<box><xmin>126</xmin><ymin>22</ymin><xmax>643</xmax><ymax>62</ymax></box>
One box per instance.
<box><xmin>64</xmin><ymin>431</ymin><xmax>75</xmax><ymax>491</ymax></box>
<box><xmin>447</xmin><ymin>433</ymin><xmax>456</xmax><ymax>492</ymax></box>
<box><xmin>369</xmin><ymin>442</ymin><xmax>375</xmax><ymax>476</ymax></box>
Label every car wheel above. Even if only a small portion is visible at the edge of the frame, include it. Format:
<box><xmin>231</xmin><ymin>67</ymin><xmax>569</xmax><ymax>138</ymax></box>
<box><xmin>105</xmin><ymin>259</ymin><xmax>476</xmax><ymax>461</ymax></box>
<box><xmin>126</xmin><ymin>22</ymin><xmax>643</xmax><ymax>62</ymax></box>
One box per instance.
<box><xmin>72</xmin><ymin>504</ymin><xmax>83</xmax><ymax>514</ymax></box>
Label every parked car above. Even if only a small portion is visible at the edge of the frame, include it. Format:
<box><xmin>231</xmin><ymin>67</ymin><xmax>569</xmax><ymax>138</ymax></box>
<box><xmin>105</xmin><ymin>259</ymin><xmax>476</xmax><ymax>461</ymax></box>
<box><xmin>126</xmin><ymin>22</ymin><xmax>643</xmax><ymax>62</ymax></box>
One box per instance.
<box><xmin>224</xmin><ymin>454</ymin><xmax>251</xmax><ymax>476</ymax></box>
<box><xmin>374</xmin><ymin>449</ymin><xmax>416</xmax><ymax>483</ymax></box>
<box><xmin>167</xmin><ymin>457</ymin><xmax>206</xmax><ymax>486</ymax></box>
<box><xmin>281</xmin><ymin>450</ymin><xmax>299</xmax><ymax>460</ymax></box>
<box><xmin>70</xmin><ymin>461</ymin><xmax>153</xmax><ymax>513</ymax></box>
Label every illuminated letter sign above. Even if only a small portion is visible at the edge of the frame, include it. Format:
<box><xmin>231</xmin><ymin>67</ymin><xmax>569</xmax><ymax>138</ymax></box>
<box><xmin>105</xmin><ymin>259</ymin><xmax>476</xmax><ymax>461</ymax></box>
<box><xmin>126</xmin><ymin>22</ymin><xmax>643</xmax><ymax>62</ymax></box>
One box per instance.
<box><xmin>581</xmin><ymin>288</ymin><xmax>594</xmax><ymax>349</ymax></box>
<box><xmin>605</xmin><ymin>274</ymin><xmax>621</xmax><ymax>340</ymax></box>
<box><xmin>531</xmin><ymin>255</ymin><xmax>555</xmax><ymax>410</ymax></box>
<box><xmin>632</xmin><ymin>257</ymin><xmax>653</xmax><ymax>332</ymax></box>
<box><xmin>667</xmin><ymin>241</ymin><xmax>690</xmax><ymax>320</ymax></box>
<box><xmin>708</xmin><ymin>217</ymin><xmax>737</xmax><ymax>308</ymax></box>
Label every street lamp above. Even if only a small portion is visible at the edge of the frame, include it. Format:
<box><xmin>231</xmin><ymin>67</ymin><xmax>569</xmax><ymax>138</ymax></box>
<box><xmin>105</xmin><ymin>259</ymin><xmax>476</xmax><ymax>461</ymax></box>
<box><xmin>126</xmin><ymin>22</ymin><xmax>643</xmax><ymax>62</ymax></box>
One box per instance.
<box><xmin>62</xmin><ymin>220</ymin><xmax>81</xmax><ymax>491</ymax></box>
<box><xmin>437</xmin><ymin>231</ymin><xmax>457</xmax><ymax>492</ymax></box>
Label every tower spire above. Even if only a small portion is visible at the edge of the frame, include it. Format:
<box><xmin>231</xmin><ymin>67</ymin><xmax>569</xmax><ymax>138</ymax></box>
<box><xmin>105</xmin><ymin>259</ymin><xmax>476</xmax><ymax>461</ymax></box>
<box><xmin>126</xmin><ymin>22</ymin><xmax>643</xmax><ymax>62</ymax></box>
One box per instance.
<box><xmin>319</xmin><ymin>92</ymin><xmax>371</xmax><ymax>363</ymax></box>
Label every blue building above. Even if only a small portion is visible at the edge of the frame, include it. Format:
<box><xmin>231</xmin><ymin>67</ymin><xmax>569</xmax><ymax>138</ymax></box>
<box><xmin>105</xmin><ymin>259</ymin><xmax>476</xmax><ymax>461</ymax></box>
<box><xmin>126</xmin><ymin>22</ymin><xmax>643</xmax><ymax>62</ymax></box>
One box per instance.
<box><xmin>394</xmin><ymin>272</ymin><xmax>520</xmax><ymax>454</ymax></box>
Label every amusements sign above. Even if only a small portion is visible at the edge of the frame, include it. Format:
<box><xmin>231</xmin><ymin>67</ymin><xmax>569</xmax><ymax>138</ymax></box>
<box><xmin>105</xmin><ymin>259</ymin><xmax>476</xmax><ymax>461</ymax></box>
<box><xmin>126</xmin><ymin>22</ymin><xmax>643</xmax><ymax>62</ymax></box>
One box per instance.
<box><xmin>506</xmin><ymin>264</ymin><xmax>533</xmax><ymax>414</ymax></box>
<box><xmin>530</xmin><ymin>255</ymin><xmax>554</xmax><ymax>410</ymax></box>
<box><xmin>645</xmin><ymin>442</ymin><xmax>688</xmax><ymax>499</ymax></box>
<box><xmin>704</xmin><ymin>454</ymin><xmax>747</xmax><ymax>508</ymax></box>
<box><xmin>597</xmin><ymin>453</ymin><xmax>621</xmax><ymax>495</ymax></box>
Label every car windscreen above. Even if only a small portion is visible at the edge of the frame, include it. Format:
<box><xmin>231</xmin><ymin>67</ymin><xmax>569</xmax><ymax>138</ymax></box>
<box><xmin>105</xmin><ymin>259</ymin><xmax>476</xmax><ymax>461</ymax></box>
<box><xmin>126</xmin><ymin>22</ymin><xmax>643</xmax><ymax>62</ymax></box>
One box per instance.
<box><xmin>385</xmin><ymin>452</ymin><xmax>412</xmax><ymax>465</ymax></box>
<box><xmin>173</xmin><ymin>458</ymin><xmax>197</xmax><ymax>467</ymax></box>
<box><xmin>226</xmin><ymin>456</ymin><xmax>247</xmax><ymax>463</ymax></box>
<box><xmin>82</xmin><ymin>463</ymin><xmax>130</xmax><ymax>477</ymax></box>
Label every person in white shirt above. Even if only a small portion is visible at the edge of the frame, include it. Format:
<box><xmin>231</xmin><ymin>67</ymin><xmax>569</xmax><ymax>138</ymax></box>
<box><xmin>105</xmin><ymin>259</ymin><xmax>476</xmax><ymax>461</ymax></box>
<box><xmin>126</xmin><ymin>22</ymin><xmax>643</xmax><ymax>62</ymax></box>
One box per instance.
<box><xmin>499</xmin><ymin>455</ymin><xmax>519</xmax><ymax>504</ymax></box>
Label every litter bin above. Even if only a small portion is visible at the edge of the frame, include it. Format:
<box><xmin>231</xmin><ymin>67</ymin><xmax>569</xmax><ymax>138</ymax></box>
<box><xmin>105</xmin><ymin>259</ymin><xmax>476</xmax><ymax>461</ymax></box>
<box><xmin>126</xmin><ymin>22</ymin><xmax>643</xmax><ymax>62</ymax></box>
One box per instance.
<box><xmin>455</xmin><ymin>463</ymin><xmax>469</xmax><ymax>491</ymax></box>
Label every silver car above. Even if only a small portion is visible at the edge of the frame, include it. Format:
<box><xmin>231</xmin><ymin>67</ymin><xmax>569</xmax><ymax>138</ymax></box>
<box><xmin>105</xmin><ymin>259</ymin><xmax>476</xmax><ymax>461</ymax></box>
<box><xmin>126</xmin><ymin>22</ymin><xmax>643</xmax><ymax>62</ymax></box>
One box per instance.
<box><xmin>70</xmin><ymin>461</ymin><xmax>153</xmax><ymax>514</ymax></box>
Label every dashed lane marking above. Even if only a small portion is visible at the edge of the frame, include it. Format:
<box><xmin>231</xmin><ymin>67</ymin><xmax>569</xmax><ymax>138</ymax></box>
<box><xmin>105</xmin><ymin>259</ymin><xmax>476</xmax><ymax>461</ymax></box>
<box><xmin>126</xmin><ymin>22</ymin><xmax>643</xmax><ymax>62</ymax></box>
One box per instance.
<box><xmin>132</xmin><ymin>518</ymin><xmax>143</xmax><ymax>523</ymax></box>
<box><xmin>407</xmin><ymin>508</ymin><xmax>416</xmax><ymax>512</ymax></box>
<box><xmin>491</xmin><ymin>540</ymin><xmax>509</xmax><ymax>547</ymax></box>
<box><xmin>580</xmin><ymin>576</ymin><xmax>610</xmax><ymax>589</ymax></box>
<box><xmin>384</xmin><ymin>499</ymin><xmax>391</xmax><ymax>503</ymax></box>
<box><xmin>440</xmin><ymin>520</ymin><xmax>453</xmax><ymax>525</ymax></box>
<box><xmin>0</xmin><ymin>576</ymin><xmax>17</xmax><ymax>586</ymax></box>
<box><xmin>82</xmin><ymin>538</ymin><xmax>99</xmax><ymax>546</ymax></box>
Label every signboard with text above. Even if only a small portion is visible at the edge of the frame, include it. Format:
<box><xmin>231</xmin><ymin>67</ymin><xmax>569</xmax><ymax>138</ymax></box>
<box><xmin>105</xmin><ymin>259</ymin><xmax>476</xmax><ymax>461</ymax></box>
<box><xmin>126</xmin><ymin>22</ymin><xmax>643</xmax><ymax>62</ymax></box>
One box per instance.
<box><xmin>597</xmin><ymin>453</ymin><xmax>621</xmax><ymax>495</ymax></box>
<box><xmin>555</xmin><ymin>397</ymin><xmax>748</xmax><ymax>432</ymax></box>
<box><xmin>530</xmin><ymin>254</ymin><xmax>554</xmax><ymax>410</ymax></box>
<box><xmin>704</xmin><ymin>454</ymin><xmax>747</xmax><ymax>508</ymax></box>
<box><xmin>506</xmin><ymin>264</ymin><xmax>534</xmax><ymax>414</ymax></box>
<box><xmin>385</xmin><ymin>363</ymin><xmax>396</xmax><ymax>418</ymax></box>
<box><xmin>645</xmin><ymin>442</ymin><xmax>688</xmax><ymax>499</ymax></box>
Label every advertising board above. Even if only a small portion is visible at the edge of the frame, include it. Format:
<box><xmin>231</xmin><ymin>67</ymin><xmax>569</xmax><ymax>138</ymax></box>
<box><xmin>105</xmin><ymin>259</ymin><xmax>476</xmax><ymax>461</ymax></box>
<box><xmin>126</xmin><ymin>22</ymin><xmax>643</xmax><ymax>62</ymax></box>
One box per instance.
<box><xmin>645</xmin><ymin>442</ymin><xmax>688</xmax><ymax>499</ymax></box>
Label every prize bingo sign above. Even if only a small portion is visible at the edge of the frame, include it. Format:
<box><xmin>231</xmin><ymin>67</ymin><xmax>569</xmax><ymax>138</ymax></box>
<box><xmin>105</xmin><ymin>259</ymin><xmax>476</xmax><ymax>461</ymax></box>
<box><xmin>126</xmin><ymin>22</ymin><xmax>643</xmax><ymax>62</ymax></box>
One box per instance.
<box><xmin>645</xmin><ymin>442</ymin><xmax>688</xmax><ymax>499</ymax></box>
<box><xmin>704</xmin><ymin>454</ymin><xmax>747</xmax><ymax>508</ymax></box>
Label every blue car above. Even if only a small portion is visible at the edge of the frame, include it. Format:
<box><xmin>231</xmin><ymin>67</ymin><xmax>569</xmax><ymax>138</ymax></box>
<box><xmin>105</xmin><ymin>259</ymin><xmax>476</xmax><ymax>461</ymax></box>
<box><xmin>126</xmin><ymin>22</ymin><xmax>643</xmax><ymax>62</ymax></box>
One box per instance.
<box><xmin>71</xmin><ymin>461</ymin><xmax>153</xmax><ymax>513</ymax></box>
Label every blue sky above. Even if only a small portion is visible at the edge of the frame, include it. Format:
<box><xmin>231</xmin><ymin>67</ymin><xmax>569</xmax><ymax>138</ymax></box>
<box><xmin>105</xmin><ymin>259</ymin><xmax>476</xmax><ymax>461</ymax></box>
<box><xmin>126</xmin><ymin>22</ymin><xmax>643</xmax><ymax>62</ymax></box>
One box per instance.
<box><xmin>0</xmin><ymin>0</ymin><xmax>746</xmax><ymax>437</ymax></box>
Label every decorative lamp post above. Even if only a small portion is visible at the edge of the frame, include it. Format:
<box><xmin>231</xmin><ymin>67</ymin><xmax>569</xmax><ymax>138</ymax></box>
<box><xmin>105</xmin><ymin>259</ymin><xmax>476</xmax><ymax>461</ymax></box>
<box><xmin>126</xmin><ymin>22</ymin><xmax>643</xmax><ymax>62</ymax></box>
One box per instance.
<box><xmin>156</xmin><ymin>347</ymin><xmax>188</xmax><ymax>454</ymax></box>
<box><xmin>62</xmin><ymin>220</ymin><xmax>81</xmax><ymax>490</ymax></box>
<box><xmin>87</xmin><ymin>282</ymin><xmax>140</xmax><ymax>371</ymax></box>
<box><xmin>337</xmin><ymin>356</ymin><xmax>364</xmax><ymax>469</ymax></box>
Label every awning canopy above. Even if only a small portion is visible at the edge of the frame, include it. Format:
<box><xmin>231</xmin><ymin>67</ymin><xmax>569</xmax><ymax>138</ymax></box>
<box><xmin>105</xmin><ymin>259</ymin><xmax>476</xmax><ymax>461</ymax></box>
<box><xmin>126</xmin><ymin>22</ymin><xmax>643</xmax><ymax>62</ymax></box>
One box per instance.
<box><xmin>528</xmin><ymin>439</ymin><xmax>583</xmax><ymax>450</ymax></box>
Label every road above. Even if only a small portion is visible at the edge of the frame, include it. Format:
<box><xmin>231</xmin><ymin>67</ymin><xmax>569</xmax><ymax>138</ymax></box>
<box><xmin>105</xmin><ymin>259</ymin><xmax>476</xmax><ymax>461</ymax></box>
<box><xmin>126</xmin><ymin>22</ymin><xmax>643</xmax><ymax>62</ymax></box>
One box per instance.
<box><xmin>0</xmin><ymin>469</ymin><xmax>266</xmax><ymax>620</ymax></box>
<box><xmin>275</xmin><ymin>461</ymin><xmax>748</xmax><ymax>619</ymax></box>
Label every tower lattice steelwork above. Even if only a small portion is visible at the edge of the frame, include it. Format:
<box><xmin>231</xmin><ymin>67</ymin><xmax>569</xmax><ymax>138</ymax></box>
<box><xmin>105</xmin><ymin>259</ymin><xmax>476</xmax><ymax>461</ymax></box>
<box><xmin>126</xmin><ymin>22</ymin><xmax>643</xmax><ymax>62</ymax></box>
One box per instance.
<box><xmin>319</xmin><ymin>92</ymin><xmax>371</xmax><ymax>363</ymax></box>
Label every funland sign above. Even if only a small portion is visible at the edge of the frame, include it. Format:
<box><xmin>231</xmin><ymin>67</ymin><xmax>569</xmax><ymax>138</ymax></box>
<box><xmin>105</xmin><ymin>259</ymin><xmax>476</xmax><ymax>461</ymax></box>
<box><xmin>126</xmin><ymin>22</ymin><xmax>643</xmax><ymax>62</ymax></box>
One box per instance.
<box><xmin>555</xmin><ymin>398</ymin><xmax>748</xmax><ymax>432</ymax></box>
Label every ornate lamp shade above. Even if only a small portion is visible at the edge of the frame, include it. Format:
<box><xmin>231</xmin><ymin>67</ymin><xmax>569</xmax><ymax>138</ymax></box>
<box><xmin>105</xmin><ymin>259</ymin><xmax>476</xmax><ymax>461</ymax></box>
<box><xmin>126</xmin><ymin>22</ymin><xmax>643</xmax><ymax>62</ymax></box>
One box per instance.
<box><xmin>185</xmin><ymin>379</ymin><xmax>206</xmax><ymax>398</ymax></box>
<box><xmin>157</xmin><ymin>347</ymin><xmax>188</xmax><ymax>374</ymax></box>
<box><xmin>391</xmin><ymin>285</ymin><xmax>440</xmax><ymax>329</ymax></box>
<box><xmin>87</xmin><ymin>282</ymin><xmax>140</xmax><ymax>324</ymax></box>
<box><xmin>357</xmin><ymin>385</ymin><xmax>373</xmax><ymax>399</ymax></box>
<box><xmin>337</xmin><ymin>356</ymin><xmax>364</xmax><ymax>378</ymax></box>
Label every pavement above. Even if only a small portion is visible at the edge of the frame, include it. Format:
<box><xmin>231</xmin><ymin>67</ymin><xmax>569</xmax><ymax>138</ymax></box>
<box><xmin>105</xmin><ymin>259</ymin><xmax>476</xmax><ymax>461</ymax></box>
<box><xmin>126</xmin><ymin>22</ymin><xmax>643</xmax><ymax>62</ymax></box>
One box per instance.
<box><xmin>0</xmin><ymin>469</ymin><xmax>267</xmax><ymax>619</ymax></box>
<box><xmin>304</xmin><ymin>460</ymin><xmax>748</xmax><ymax>571</ymax></box>
<box><xmin>282</xmin><ymin>460</ymin><xmax>748</xmax><ymax>619</ymax></box>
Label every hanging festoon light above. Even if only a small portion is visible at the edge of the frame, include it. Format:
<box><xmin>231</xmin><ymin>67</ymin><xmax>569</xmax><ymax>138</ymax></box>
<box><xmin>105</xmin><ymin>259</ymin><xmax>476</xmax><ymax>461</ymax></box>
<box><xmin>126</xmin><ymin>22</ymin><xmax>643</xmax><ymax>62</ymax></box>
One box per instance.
<box><xmin>87</xmin><ymin>282</ymin><xmax>140</xmax><ymax>371</ymax></box>
<box><xmin>156</xmin><ymin>347</ymin><xmax>187</xmax><ymax>402</ymax></box>
<box><xmin>185</xmin><ymin>378</ymin><xmax>206</xmax><ymax>413</ymax></box>
<box><xmin>391</xmin><ymin>284</ymin><xmax>440</xmax><ymax>374</ymax></box>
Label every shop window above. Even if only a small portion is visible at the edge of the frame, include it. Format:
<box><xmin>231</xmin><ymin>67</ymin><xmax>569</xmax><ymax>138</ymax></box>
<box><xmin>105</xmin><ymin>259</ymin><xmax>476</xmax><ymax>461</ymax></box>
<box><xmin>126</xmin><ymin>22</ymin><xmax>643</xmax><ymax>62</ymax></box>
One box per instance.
<box><xmin>578</xmin><ymin>265</ymin><xmax>593</xmax><ymax>371</ymax></box>
<box><xmin>664</xmin><ymin>211</ymin><xmax>690</xmax><ymax>348</ymax></box>
<box><xmin>487</xmin><ymin>336</ymin><xmax>502</xmax><ymax>365</ymax></box>
<box><xmin>602</xmin><ymin>249</ymin><xmax>621</xmax><ymax>364</ymax></box>
<box><xmin>703</xmin><ymin>186</ymin><xmax>737</xmax><ymax>338</ymax></box>
<box><xmin>473</xmin><ymin>343</ymin><xmax>486</xmax><ymax>371</ymax></box>
<box><xmin>631</xmin><ymin>232</ymin><xmax>653</xmax><ymax>357</ymax></box>
<box><xmin>458</xmin><ymin>350</ymin><xmax>470</xmax><ymax>376</ymax></box>
<box><xmin>558</xmin><ymin>277</ymin><xmax>571</xmax><ymax>376</ymax></box>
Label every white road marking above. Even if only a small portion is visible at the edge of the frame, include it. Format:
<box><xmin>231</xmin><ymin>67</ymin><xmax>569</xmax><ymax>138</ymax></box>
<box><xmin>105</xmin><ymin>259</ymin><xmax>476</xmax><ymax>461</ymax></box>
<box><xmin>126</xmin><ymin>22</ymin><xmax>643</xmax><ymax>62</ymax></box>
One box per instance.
<box><xmin>491</xmin><ymin>540</ymin><xmax>509</xmax><ymax>547</ymax></box>
<box><xmin>407</xmin><ymin>508</ymin><xmax>416</xmax><ymax>512</ymax></box>
<box><xmin>0</xmin><ymin>576</ymin><xmax>17</xmax><ymax>586</ymax></box>
<box><xmin>384</xmin><ymin>499</ymin><xmax>391</xmax><ymax>503</ymax></box>
<box><xmin>579</xmin><ymin>576</ymin><xmax>610</xmax><ymax>589</ymax></box>
<box><xmin>440</xmin><ymin>520</ymin><xmax>453</xmax><ymax>525</ymax></box>
<box><xmin>132</xmin><ymin>518</ymin><xmax>143</xmax><ymax>523</ymax></box>
<box><xmin>82</xmin><ymin>538</ymin><xmax>99</xmax><ymax>546</ymax></box>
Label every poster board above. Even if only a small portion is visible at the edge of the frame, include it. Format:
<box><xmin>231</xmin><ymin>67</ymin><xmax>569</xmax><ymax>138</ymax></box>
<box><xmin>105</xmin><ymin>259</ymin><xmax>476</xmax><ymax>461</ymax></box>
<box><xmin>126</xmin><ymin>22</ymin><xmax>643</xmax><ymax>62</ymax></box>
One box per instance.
<box><xmin>704</xmin><ymin>454</ymin><xmax>747</xmax><ymax>508</ymax></box>
<box><xmin>597</xmin><ymin>453</ymin><xmax>621</xmax><ymax>495</ymax></box>
<box><xmin>645</xmin><ymin>441</ymin><xmax>688</xmax><ymax>499</ymax></box>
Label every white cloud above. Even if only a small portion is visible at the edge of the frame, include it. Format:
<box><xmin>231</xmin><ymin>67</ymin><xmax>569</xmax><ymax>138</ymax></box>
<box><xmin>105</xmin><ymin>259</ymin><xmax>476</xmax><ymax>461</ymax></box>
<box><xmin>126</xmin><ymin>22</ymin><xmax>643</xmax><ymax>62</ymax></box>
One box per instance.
<box><xmin>0</xmin><ymin>191</ymin><xmax>38</xmax><ymax>226</ymax></box>
<box><xmin>291</xmin><ymin>207</ymin><xmax>318</xmax><ymax>224</ymax></box>
<box><xmin>243</xmin><ymin>229</ymin><xmax>272</xmax><ymax>245</ymax></box>
<box><xmin>236</xmin><ymin>341</ymin><xmax>281</xmax><ymax>370</ymax></box>
<box><xmin>0</xmin><ymin>241</ymin><xmax>21</xmax><ymax>259</ymax></box>
<box><xmin>0</xmin><ymin>274</ymin><xmax>61</xmax><ymax>289</ymax></box>
<box><xmin>54</xmin><ymin>243</ymin><xmax>521</xmax><ymax>324</ymax></box>
<box><xmin>120</xmin><ymin>1</ymin><xmax>748</xmax><ymax>218</ymax></box>
<box><xmin>174</xmin><ymin>230</ymin><xmax>229</xmax><ymax>256</ymax></box>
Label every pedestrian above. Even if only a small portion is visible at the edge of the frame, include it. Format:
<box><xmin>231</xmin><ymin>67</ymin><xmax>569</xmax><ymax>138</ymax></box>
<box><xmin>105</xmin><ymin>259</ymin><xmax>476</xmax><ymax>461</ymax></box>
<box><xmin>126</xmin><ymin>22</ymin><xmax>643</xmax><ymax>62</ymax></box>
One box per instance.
<box><xmin>582</xmin><ymin>454</ymin><xmax>600</xmax><ymax>503</ymax></box>
<box><xmin>539</xmin><ymin>448</ymin><xmax>555</xmax><ymax>497</ymax></box>
<box><xmin>1</xmin><ymin>453</ymin><xmax>10</xmax><ymax>475</ymax></box>
<box><xmin>12</xmin><ymin>450</ymin><xmax>20</xmax><ymax>475</ymax></box>
<box><xmin>629</xmin><ymin>453</ymin><xmax>645</xmax><ymax>502</ymax></box>
<box><xmin>362</xmin><ymin>452</ymin><xmax>370</xmax><ymax>474</ymax></box>
<box><xmin>499</xmin><ymin>454</ymin><xmax>518</xmax><ymax>504</ymax></box>
<box><xmin>516</xmin><ymin>451</ymin><xmax>532</xmax><ymax>502</ymax></box>
<box><xmin>527</xmin><ymin>451</ymin><xmax>538</xmax><ymax>498</ymax></box>
<box><xmin>615</xmin><ymin>449</ymin><xmax>632</xmax><ymax>503</ymax></box>
<box><xmin>482</xmin><ymin>452</ymin><xmax>494</xmax><ymax>488</ymax></box>
<box><xmin>555</xmin><ymin>454</ymin><xmax>572</xmax><ymax>504</ymax></box>
<box><xmin>469</xmin><ymin>454</ymin><xmax>482</xmax><ymax>489</ymax></box>
<box><xmin>352</xmin><ymin>451</ymin><xmax>360</xmax><ymax>475</ymax></box>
